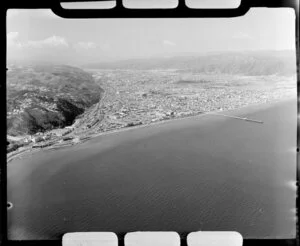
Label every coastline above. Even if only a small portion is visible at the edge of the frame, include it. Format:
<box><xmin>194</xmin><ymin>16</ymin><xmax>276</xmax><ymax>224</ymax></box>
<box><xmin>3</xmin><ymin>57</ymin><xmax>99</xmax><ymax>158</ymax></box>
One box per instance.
<box><xmin>7</xmin><ymin>96</ymin><xmax>296</xmax><ymax>240</ymax></box>
<box><xmin>7</xmin><ymin>95</ymin><xmax>296</xmax><ymax>163</ymax></box>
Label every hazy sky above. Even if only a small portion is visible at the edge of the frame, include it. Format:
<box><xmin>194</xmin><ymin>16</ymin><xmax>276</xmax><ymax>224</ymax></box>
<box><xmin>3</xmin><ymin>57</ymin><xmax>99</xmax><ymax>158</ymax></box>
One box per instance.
<box><xmin>6</xmin><ymin>7</ymin><xmax>295</xmax><ymax>65</ymax></box>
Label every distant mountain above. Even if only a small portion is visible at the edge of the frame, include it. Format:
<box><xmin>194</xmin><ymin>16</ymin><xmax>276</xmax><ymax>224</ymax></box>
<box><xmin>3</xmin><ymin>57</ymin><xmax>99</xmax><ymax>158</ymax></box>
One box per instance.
<box><xmin>7</xmin><ymin>65</ymin><xmax>103</xmax><ymax>136</ymax></box>
<box><xmin>85</xmin><ymin>50</ymin><xmax>296</xmax><ymax>76</ymax></box>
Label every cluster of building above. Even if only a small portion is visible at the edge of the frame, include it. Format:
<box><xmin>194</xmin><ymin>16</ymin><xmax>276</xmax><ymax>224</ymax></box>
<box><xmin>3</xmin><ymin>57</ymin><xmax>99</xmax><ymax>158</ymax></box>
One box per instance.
<box><xmin>7</xmin><ymin>69</ymin><xmax>296</xmax><ymax>154</ymax></box>
<box><xmin>78</xmin><ymin>70</ymin><xmax>295</xmax><ymax>135</ymax></box>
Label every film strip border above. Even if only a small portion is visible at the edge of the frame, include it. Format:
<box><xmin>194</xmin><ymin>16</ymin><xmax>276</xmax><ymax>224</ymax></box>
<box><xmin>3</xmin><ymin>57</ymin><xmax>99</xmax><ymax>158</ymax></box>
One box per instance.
<box><xmin>2</xmin><ymin>0</ymin><xmax>299</xmax><ymax>18</ymax></box>
<box><xmin>1</xmin><ymin>1</ymin><xmax>299</xmax><ymax>246</ymax></box>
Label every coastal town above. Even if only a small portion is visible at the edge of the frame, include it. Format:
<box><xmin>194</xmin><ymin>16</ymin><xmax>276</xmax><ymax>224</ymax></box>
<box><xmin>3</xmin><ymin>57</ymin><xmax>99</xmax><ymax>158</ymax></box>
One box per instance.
<box><xmin>7</xmin><ymin>69</ymin><xmax>296</xmax><ymax>161</ymax></box>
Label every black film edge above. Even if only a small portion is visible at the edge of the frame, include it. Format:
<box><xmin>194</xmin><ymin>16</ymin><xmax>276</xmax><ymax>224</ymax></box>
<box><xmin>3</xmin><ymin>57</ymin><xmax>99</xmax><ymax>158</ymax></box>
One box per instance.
<box><xmin>48</xmin><ymin>0</ymin><xmax>297</xmax><ymax>19</ymax></box>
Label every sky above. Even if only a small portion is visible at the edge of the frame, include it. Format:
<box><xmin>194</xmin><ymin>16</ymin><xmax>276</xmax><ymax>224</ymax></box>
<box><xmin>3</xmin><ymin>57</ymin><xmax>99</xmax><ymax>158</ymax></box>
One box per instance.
<box><xmin>6</xmin><ymin>6</ymin><xmax>296</xmax><ymax>65</ymax></box>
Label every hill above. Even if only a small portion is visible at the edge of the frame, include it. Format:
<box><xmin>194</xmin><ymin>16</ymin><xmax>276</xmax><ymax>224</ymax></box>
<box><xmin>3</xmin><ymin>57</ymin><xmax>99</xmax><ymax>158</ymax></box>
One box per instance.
<box><xmin>7</xmin><ymin>65</ymin><xmax>102</xmax><ymax>136</ymax></box>
<box><xmin>85</xmin><ymin>50</ymin><xmax>296</xmax><ymax>76</ymax></box>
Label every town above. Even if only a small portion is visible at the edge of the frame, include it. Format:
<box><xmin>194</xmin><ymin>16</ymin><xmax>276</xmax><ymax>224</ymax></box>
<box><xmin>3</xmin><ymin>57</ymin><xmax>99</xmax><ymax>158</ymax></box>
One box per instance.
<box><xmin>7</xmin><ymin>69</ymin><xmax>296</xmax><ymax>161</ymax></box>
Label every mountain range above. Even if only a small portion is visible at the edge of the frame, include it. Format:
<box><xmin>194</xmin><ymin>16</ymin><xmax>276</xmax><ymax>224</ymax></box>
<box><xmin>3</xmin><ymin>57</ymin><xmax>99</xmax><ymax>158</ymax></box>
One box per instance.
<box><xmin>85</xmin><ymin>50</ymin><xmax>296</xmax><ymax>76</ymax></box>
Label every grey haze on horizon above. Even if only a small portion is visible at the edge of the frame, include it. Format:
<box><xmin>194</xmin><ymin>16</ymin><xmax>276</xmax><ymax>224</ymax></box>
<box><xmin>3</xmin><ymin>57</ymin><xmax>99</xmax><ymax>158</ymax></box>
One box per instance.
<box><xmin>7</xmin><ymin>8</ymin><xmax>295</xmax><ymax>66</ymax></box>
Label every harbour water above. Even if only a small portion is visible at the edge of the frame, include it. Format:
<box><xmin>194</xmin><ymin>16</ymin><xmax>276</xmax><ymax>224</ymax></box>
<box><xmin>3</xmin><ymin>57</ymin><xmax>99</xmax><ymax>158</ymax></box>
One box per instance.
<box><xmin>7</xmin><ymin>99</ymin><xmax>297</xmax><ymax>240</ymax></box>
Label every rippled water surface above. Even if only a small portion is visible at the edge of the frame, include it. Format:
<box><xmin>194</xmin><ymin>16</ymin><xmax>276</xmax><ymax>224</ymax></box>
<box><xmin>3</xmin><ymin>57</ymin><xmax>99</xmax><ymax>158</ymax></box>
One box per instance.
<box><xmin>8</xmin><ymin>100</ymin><xmax>296</xmax><ymax>239</ymax></box>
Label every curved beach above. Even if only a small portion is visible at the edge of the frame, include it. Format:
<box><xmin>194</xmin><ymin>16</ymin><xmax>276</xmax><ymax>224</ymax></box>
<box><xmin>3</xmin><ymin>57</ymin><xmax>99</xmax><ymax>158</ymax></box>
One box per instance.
<box><xmin>7</xmin><ymin>99</ymin><xmax>297</xmax><ymax>240</ymax></box>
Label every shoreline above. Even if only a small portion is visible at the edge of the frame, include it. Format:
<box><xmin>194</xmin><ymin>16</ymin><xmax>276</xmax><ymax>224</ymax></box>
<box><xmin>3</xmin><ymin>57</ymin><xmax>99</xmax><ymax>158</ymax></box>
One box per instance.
<box><xmin>7</xmin><ymin>94</ymin><xmax>296</xmax><ymax>240</ymax></box>
<box><xmin>7</xmin><ymin>96</ymin><xmax>295</xmax><ymax>163</ymax></box>
<box><xmin>77</xmin><ymin>96</ymin><xmax>295</xmax><ymax>140</ymax></box>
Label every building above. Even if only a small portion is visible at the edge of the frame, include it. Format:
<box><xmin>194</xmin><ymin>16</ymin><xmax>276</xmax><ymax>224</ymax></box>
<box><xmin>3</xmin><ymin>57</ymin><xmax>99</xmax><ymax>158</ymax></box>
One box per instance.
<box><xmin>32</xmin><ymin>136</ymin><xmax>43</xmax><ymax>143</ymax></box>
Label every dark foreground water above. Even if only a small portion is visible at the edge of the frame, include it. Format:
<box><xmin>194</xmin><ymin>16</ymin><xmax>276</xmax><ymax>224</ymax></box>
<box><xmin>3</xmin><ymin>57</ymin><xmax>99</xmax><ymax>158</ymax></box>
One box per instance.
<box><xmin>8</xmin><ymin>99</ymin><xmax>297</xmax><ymax>240</ymax></box>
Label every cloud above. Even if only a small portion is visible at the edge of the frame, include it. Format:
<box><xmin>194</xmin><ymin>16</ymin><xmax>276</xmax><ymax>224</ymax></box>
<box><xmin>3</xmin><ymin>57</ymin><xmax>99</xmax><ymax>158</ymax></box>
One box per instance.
<box><xmin>26</xmin><ymin>36</ymin><xmax>69</xmax><ymax>48</ymax></box>
<box><xmin>75</xmin><ymin>41</ymin><xmax>97</xmax><ymax>50</ymax></box>
<box><xmin>7</xmin><ymin>34</ymin><xmax>71</xmax><ymax>63</ymax></box>
<box><xmin>163</xmin><ymin>40</ymin><xmax>176</xmax><ymax>46</ymax></box>
<box><xmin>233</xmin><ymin>32</ymin><xmax>253</xmax><ymax>40</ymax></box>
<box><xmin>7</xmin><ymin>34</ymin><xmax>102</xmax><ymax>63</ymax></box>
<box><xmin>8</xmin><ymin>35</ymin><xmax>69</xmax><ymax>49</ymax></box>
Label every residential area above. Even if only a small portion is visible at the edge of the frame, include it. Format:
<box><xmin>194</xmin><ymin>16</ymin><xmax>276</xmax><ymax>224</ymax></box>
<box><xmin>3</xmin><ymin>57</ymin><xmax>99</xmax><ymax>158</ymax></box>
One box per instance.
<box><xmin>7</xmin><ymin>69</ymin><xmax>296</xmax><ymax>160</ymax></box>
